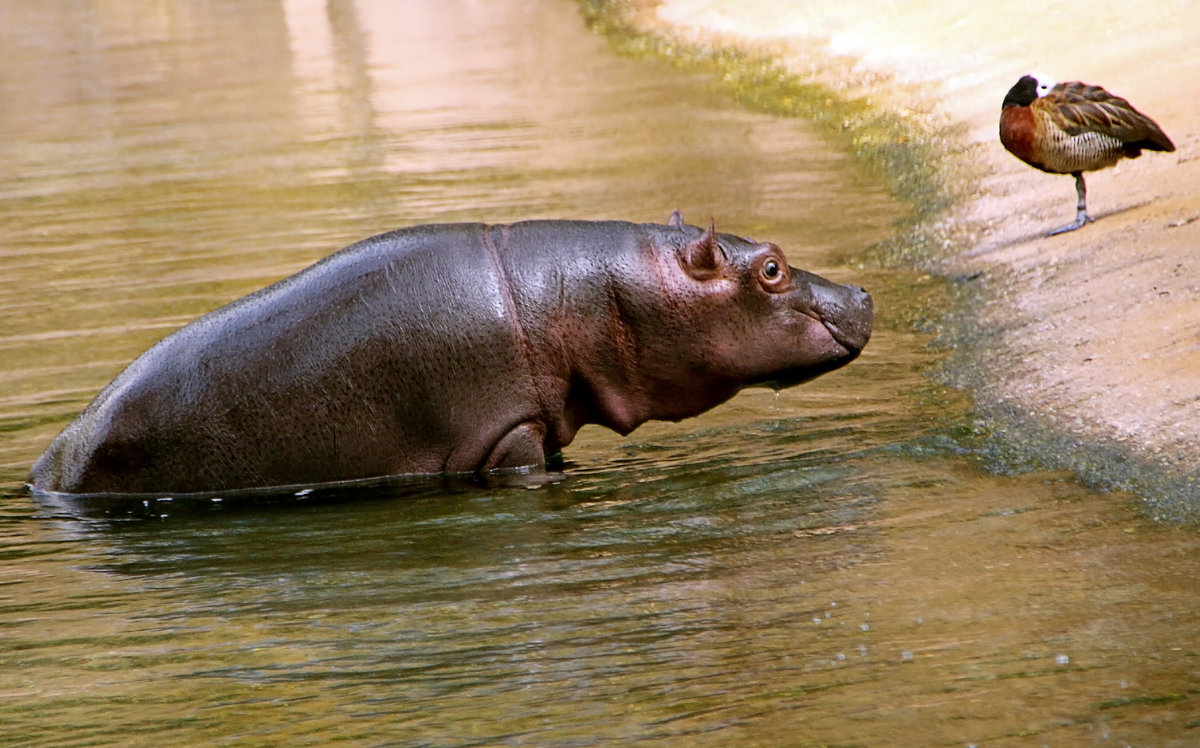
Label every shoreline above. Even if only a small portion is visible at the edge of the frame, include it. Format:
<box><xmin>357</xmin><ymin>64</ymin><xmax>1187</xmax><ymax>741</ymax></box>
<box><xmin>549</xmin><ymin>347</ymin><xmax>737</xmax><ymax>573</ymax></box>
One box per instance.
<box><xmin>585</xmin><ymin>0</ymin><xmax>1200</xmax><ymax>520</ymax></box>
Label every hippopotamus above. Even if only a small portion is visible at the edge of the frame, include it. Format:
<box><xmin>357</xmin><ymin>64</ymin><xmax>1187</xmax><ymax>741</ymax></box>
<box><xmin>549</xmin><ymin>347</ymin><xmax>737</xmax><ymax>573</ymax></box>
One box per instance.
<box><xmin>28</xmin><ymin>214</ymin><xmax>873</xmax><ymax>496</ymax></box>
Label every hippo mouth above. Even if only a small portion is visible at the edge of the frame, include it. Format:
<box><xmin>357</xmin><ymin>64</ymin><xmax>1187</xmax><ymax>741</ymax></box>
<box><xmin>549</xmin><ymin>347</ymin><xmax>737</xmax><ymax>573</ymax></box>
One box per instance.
<box><xmin>801</xmin><ymin>289</ymin><xmax>874</xmax><ymax>356</ymax></box>
<box><xmin>821</xmin><ymin>314</ymin><xmax>872</xmax><ymax>356</ymax></box>
<box><xmin>755</xmin><ymin>289</ymin><xmax>873</xmax><ymax>390</ymax></box>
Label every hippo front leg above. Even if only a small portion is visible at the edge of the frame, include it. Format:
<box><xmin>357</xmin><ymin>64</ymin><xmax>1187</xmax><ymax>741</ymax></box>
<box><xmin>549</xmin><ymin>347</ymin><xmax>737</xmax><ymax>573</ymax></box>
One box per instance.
<box><xmin>481</xmin><ymin>421</ymin><xmax>547</xmax><ymax>472</ymax></box>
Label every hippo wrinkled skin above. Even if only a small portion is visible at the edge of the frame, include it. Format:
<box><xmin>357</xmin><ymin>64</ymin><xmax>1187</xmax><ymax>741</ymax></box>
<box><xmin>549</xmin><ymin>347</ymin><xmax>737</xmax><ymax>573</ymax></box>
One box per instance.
<box><xmin>29</xmin><ymin>215</ymin><xmax>873</xmax><ymax>495</ymax></box>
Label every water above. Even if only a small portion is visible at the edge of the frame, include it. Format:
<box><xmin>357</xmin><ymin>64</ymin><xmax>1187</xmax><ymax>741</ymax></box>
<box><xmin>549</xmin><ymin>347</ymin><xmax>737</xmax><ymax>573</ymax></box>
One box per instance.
<box><xmin>1</xmin><ymin>1</ymin><xmax>1197</xmax><ymax>745</ymax></box>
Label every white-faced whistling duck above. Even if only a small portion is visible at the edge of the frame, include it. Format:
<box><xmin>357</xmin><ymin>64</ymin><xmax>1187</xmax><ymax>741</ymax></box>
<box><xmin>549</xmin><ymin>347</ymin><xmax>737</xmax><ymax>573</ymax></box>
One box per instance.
<box><xmin>999</xmin><ymin>74</ymin><xmax>1175</xmax><ymax>236</ymax></box>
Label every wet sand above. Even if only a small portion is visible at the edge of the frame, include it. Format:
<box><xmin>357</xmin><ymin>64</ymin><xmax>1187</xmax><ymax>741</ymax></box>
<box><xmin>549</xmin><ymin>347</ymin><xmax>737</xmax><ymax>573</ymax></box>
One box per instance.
<box><xmin>626</xmin><ymin>0</ymin><xmax>1200</xmax><ymax>514</ymax></box>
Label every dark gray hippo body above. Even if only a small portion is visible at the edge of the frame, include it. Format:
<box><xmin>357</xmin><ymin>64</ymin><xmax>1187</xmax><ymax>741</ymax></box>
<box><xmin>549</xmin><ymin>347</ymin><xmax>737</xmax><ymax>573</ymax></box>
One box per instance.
<box><xmin>29</xmin><ymin>216</ymin><xmax>873</xmax><ymax>495</ymax></box>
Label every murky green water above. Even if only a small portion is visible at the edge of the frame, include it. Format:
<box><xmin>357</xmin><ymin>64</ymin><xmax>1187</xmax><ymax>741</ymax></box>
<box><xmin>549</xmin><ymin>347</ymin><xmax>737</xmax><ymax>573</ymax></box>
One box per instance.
<box><xmin>1</xmin><ymin>1</ymin><xmax>1197</xmax><ymax>745</ymax></box>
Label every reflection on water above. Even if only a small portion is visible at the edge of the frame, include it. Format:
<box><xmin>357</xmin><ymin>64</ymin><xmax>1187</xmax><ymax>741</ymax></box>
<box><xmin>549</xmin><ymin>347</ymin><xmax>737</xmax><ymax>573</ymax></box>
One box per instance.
<box><xmin>0</xmin><ymin>0</ymin><xmax>1197</xmax><ymax>745</ymax></box>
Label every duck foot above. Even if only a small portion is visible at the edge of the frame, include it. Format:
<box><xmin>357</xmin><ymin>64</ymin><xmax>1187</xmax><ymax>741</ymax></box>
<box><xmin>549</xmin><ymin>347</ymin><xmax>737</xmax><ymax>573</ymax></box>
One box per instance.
<box><xmin>1046</xmin><ymin>212</ymin><xmax>1094</xmax><ymax>237</ymax></box>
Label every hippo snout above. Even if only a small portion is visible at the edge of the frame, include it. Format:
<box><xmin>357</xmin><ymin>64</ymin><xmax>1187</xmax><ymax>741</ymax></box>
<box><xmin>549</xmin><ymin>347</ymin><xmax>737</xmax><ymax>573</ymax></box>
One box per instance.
<box><xmin>825</xmin><ymin>284</ymin><xmax>873</xmax><ymax>353</ymax></box>
<box><xmin>799</xmin><ymin>273</ymin><xmax>874</xmax><ymax>355</ymax></box>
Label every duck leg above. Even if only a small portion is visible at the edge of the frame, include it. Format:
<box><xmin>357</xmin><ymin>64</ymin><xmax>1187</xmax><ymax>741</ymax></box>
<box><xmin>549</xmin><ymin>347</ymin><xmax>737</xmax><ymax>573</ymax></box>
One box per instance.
<box><xmin>1047</xmin><ymin>172</ymin><xmax>1094</xmax><ymax>236</ymax></box>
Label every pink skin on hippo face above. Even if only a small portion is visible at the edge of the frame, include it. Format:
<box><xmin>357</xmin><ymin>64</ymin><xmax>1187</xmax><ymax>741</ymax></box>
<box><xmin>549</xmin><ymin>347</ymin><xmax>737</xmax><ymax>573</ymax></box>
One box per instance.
<box><xmin>662</xmin><ymin>215</ymin><xmax>869</xmax><ymax>393</ymax></box>
<box><xmin>28</xmin><ymin>215</ymin><xmax>872</xmax><ymax>496</ymax></box>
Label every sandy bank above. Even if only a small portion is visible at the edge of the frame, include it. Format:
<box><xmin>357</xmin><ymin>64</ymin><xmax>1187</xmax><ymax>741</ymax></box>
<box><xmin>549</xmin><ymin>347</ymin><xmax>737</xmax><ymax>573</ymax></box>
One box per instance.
<box><xmin>615</xmin><ymin>0</ymin><xmax>1200</xmax><ymax>515</ymax></box>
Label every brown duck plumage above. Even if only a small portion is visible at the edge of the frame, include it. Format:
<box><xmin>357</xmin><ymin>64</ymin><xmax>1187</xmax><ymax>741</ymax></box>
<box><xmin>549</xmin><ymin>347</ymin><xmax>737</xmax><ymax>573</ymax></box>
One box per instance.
<box><xmin>999</xmin><ymin>74</ymin><xmax>1175</xmax><ymax>235</ymax></box>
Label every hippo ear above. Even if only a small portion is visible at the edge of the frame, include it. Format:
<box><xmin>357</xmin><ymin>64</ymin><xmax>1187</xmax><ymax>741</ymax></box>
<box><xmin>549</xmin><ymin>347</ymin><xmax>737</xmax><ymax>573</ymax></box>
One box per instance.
<box><xmin>668</xmin><ymin>210</ymin><xmax>684</xmax><ymax>228</ymax></box>
<box><xmin>681</xmin><ymin>221</ymin><xmax>727</xmax><ymax>280</ymax></box>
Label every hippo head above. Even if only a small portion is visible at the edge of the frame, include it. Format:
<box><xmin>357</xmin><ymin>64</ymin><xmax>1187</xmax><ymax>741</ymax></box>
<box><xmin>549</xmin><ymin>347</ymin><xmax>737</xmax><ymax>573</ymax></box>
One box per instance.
<box><xmin>606</xmin><ymin>218</ymin><xmax>873</xmax><ymax>427</ymax></box>
<box><xmin>675</xmin><ymin>220</ymin><xmax>871</xmax><ymax>384</ymax></box>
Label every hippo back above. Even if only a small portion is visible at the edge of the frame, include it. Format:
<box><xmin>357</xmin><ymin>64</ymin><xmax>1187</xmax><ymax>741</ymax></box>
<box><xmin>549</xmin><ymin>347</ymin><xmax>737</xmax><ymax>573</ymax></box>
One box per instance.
<box><xmin>30</xmin><ymin>223</ymin><xmax>562</xmax><ymax>493</ymax></box>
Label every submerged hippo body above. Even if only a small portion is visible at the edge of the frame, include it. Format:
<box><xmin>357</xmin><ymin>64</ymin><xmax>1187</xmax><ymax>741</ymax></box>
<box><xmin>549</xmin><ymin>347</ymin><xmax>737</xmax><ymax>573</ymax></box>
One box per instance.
<box><xmin>29</xmin><ymin>217</ymin><xmax>873</xmax><ymax>495</ymax></box>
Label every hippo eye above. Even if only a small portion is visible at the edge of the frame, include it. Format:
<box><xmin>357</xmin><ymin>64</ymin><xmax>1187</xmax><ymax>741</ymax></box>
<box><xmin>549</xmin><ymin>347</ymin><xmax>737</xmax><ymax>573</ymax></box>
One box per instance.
<box><xmin>755</xmin><ymin>247</ymin><xmax>790</xmax><ymax>290</ymax></box>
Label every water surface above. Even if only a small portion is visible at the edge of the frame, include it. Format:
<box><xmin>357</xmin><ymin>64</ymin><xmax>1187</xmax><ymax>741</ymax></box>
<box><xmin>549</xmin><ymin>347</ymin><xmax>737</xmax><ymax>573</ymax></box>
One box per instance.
<box><xmin>1</xmin><ymin>1</ymin><xmax>1197</xmax><ymax>745</ymax></box>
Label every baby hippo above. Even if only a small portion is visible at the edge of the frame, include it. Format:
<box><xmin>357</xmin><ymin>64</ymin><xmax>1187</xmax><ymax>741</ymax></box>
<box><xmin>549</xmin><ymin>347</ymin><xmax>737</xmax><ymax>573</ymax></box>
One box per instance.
<box><xmin>29</xmin><ymin>214</ymin><xmax>873</xmax><ymax>495</ymax></box>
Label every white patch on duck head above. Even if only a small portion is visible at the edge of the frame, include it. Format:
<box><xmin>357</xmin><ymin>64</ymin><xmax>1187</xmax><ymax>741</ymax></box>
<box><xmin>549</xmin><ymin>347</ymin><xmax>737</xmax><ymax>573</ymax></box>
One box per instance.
<box><xmin>1030</xmin><ymin>74</ymin><xmax>1057</xmax><ymax>97</ymax></box>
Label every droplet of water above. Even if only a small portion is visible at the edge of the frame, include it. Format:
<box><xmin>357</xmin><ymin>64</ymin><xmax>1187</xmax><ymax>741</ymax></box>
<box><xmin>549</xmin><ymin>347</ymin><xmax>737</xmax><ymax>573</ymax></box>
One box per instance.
<box><xmin>860</xmin><ymin>623</ymin><xmax>869</xmax><ymax>631</ymax></box>
<box><xmin>1055</xmin><ymin>653</ymin><xmax>1070</xmax><ymax>665</ymax></box>
<box><xmin>901</xmin><ymin>650</ymin><xmax>914</xmax><ymax>662</ymax></box>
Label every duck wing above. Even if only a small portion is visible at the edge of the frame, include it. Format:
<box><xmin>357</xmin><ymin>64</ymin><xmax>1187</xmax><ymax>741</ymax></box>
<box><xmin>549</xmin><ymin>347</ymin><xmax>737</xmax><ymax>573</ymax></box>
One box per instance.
<box><xmin>1039</xmin><ymin>82</ymin><xmax>1174</xmax><ymax>151</ymax></box>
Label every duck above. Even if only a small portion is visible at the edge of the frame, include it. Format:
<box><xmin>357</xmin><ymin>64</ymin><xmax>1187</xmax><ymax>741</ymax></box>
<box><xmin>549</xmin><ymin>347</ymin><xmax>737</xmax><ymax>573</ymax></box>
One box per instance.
<box><xmin>999</xmin><ymin>74</ymin><xmax>1175</xmax><ymax>236</ymax></box>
